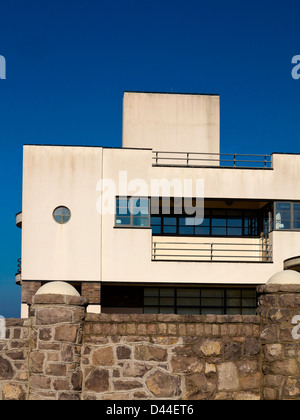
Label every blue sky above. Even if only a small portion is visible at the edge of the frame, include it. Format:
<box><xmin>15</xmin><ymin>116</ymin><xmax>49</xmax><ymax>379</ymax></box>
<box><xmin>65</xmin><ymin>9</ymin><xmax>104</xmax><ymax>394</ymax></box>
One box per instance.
<box><xmin>0</xmin><ymin>0</ymin><xmax>300</xmax><ymax>317</ymax></box>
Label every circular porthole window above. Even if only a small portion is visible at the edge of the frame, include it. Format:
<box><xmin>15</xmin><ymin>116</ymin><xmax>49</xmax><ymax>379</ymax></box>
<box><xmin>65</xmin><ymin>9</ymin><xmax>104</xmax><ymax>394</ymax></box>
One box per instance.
<box><xmin>53</xmin><ymin>206</ymin><xmax>71</xmax><ymax>224</ymax></box>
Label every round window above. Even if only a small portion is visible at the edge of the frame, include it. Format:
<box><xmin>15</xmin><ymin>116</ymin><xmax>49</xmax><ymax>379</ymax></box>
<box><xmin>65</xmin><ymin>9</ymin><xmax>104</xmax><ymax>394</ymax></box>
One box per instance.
<box><xmin>53</xmin><ymin>206</ymin><xmax>71</xmax><ymax>224</ymax></box>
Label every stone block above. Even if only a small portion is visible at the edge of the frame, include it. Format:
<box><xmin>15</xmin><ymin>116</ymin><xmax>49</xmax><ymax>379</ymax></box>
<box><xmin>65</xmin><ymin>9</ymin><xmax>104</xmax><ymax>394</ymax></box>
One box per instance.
<box><xmin>1</xmin><ymin>383</ymin><xmax>26</xmax><ymax>400</ymax></box>
<box><xmin>146</xmin><ymin>370</ymin><xmax>181</xmax><ymax>398</ymax></box>
<box><xmin>54</xmin><ymin>325</ymin><xmax>79</xmax><ymax>343</ymax></box>
<box><xmin>134</xmin><ymin>345</ymin><xmax>167</xmax><ymax>362</ymax></box>
<box><xmin>217</xmin><ymin>362</ymin><xmax>239</xmax><ymax>391</ymax></box>
<box><xmin>92</xmin><ymin>346</ymin><xmax>115</xmax><ymax>366</ymax></box>
<box><xmin>84</xmin><ymin>368</ymin><xmax>109</xmax><ymax>393</ymax></box>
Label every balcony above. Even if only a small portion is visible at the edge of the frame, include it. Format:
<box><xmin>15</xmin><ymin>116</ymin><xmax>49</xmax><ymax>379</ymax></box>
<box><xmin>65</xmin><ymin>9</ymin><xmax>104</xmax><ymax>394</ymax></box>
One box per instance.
<box><xmin>15</xmin><ymin>258</ymin><xmax>21</xmax><ymax>285</ymax></box>
<box><xmin>152</xmin><ymin>151</ymin><xmax>272</xmax><ymax>169</ymax></box>
<box><xmin>16</xmin><ymin>211</ymin><xmax>22</xmax><ymax>228</ymax></box>
<box><xmin>152</xmin><ymin>238</ymin><xmax>272</xmax><ymax>263</ymax></box>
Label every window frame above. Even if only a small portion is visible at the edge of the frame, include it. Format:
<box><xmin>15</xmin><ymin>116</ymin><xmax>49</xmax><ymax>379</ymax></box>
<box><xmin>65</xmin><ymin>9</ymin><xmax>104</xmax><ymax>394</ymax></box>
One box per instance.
<box><xmin>115</xmin><ymin>196</ymin><xmax>151</xmax><ymax>228</ymax></box>
<box><xmin>143</xmin><ymin>287</ymin><xmax>257</xmax><ymax>315</ymax></box>
<box><xmin>274</xmin><ymin>201</ymin><xmax>300</xmax><ymax>231</ymax></box>
<box><xmin>151</xmin><ymin>209</ymin><xmax>260</xmax><ymax>238</ymax></box>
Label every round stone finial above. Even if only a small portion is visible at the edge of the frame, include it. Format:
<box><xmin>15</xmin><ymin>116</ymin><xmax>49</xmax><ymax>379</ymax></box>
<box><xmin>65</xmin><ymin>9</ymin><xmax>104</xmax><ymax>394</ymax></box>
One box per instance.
<box><xmin>35</xmin><ymin>281</ymin><xmax>80</xmax><ymax>297</ymax></box>
<box><xmin>267</xmin><ymin>270</ymin><xmax>300</xmax><ymax>285</ymax></box>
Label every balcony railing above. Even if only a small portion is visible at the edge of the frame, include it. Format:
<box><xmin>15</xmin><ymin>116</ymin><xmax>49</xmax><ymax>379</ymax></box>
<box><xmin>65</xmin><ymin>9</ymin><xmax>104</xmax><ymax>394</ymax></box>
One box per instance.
<box><xmin>15</xmin><ymin>258</ymin><xmax>21</xmax><ymax>285</ymax></box>
<box><xmin>152</xmin><ymin>151</ymin><xmax>272</xmax><ymax>169</ymax></box>
<box><xmin>152</xmin><ymin>240</ymin><xmax>272</xmax><ymax>262</ymax></box>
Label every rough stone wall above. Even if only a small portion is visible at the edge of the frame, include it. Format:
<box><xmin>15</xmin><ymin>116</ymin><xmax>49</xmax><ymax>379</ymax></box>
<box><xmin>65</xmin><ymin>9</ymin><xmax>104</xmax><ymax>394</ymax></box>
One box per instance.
<box><xmin>82</xmin><ymin>313</ymin><xmax>261</xmax><ymax>400</ymax></box>
<box><xmin>0</xmin><ymin>285</ymin><xmax>300</xmax><ymax>400</ymax></box>
<box><xmin>0</xmin><ymin>318</ymin><xmax>30</xmax><ymax>400</ymax></box>
<box><xmin>258</xmin><ymin>284</ymin><xmax>300</xmax><ymax>400</ymax></box>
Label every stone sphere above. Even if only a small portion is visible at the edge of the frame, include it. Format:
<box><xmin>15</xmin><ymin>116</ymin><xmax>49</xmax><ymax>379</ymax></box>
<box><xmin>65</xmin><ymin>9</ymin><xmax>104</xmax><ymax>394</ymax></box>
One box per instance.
<box><xmin>267</xmin><ymin>270</ymin><xmax>300</xmax><ymax>285</ymax></box>
<box><xmin>35</xmin><ymin>281</ymin><xmax>80</xmax><ymax>296</ymax></box>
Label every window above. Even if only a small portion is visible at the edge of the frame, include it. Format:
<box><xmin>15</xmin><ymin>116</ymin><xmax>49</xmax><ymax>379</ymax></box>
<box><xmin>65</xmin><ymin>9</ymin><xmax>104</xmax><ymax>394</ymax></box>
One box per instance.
<box><xmin>151</xmin><ymin>209</ymin><xmax>259</xmax><ymax>237</ymax></box>
<box><xmin>143</xmin><ymin>287</ymin><xmax>257</xmax><ymax>315</ymax></box>
<box><xmin>53</xmin><ymin>206</ymin><xmax>71</xmax><ymax>224</ymax></box>
<box><xmin>116</xmin><ymin>197</ymin><xmax>150</xmax><ymax>227</ymax></box>
<box><xmin>275</xmin><ymin>202</ymin><xmax>300</xmax><ymax>230</ymax></box>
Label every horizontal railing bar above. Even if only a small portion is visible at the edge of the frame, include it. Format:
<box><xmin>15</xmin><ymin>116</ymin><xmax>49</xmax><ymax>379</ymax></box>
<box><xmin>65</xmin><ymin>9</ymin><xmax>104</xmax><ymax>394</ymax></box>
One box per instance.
<box><xmin>153</xmin><ymin>248</ymin><xmax>271</xmax><ymax>253</ymax></box>
<box><xmin>152</xmin><ymin>157</ymin><xmax>270</xmax><ymax>164</ymax></box>
<box><xmin>152</xmin><ymin>151</ymin><xmax>271</xmax><ymax>157</ymax></box>
<box><xmin>152</xmin><ymin>254</ymin><xmax>272</xmax><ymax>259</ymax></box>
<box><xmin>153</xmin><ymin>241</ymin><xmax>272</xmax><ymax>247</ymax></box>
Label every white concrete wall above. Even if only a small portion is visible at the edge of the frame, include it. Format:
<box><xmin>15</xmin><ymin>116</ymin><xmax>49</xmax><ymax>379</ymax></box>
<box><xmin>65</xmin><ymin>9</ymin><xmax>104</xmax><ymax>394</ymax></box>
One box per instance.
<box><xmin>22</xmin><ymin>145</ymin><xmax>103</xmax><ymax>282</ymax></box>
<box><xmin>21</xmin><ymin>146</ymin><xmax>300</xmax><ymax>287</ymax></box>
<box><xmin>122</xmin><ymin>92</ymin><xmax>220</xmax><ymax>156</ymax></box>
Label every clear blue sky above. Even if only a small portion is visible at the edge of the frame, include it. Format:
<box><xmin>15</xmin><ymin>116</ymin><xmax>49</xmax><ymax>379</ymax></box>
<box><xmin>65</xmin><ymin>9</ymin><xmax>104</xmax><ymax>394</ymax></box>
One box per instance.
<box><xmin>0</xmin><ymin>0</ymin><xmax>300</xmax><ymax>317</ymax></box>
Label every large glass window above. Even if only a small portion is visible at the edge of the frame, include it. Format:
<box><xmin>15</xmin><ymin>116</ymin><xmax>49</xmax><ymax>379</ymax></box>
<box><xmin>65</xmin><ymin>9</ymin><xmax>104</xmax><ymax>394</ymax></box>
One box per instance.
<box><xmin>151</xmin><ymin>209</ymin><xmax>259</xmax><ymax>237</ymax></box>
<box><xmin>275</xmin><ymin>202</ymin><xmax>300</xmax><ymax>230</ymax></box>
<box><xmin>143</xmin><ymin>287</ymin><xmax>257</xmax><ymax>315</ymax></box>
<box><xmin>116</xmin><ymin>197</ymin><xmax>150</xmax><ymax>227</ymax></box>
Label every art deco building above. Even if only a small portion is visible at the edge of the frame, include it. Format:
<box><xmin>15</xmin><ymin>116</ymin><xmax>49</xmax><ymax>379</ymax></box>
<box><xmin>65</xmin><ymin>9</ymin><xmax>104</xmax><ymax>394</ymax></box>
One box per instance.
<box><xmin>15</xmin><ymin>92</ymin><xmax>300</xmax><ymax>317</ymax></box>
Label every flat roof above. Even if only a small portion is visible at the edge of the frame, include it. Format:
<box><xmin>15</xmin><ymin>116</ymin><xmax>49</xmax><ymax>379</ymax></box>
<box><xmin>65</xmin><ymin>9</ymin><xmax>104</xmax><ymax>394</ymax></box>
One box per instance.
<box><xmin>123</xmin><ymin>91</ymin><xmax>220</xmax><ymax>96</ymax></box>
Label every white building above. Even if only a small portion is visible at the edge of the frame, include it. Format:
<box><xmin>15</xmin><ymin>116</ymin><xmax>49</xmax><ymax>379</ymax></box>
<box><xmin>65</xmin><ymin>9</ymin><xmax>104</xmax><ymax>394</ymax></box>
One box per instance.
<box><xmin>16</xmin><ymin>92</ymin><xmax>300</xmax><ymax>317</ymax></box>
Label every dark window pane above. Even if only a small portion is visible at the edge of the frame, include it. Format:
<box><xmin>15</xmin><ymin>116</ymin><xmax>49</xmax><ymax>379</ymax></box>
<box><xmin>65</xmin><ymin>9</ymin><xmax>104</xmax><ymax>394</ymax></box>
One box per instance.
<box><xmin>144</xmin><ymin>307</ymin><xmax>159</xmax><ymax>314</ymax></box>
<box><xmin>163</xmin><ymin>217</ymin><xmax>177</xmax><ymax>225</ymax></box>
<box><xmin>177</xmin><ymin>297</ymin><xmax>200</xmax><ymax>306</ymax></box>
<box><xmin>160</xmin><ymin>307</ymin><xmax>174</xmax><ymax>314</ymax></box>
<box><xmin>293</xmin><ymin>221</ymin><xmax>300</xmax><ymax>229</ymax></box>
<box><xmin>202</xmin><ymin>307</ymin><xmax>224</xmax><ymax>315</ymax></box>
<box><xmin>177</xmin><ymin>307</ymin><xmax>200</xmax><ymax>315</ymax></box>
<box><xmin>160</xmin><ymin>297</ymin><xmax>175</xmax><ymax>306</ymax></box>
<box><xmin>116</xmin><ymin>216</ymin><xmax>131</xmax><ymax>225</ymax></box>
<box><xmin>227</xmin><ymin>308</ymin><xmax>240</xmax><ymax>315</ymax></box>
<box><xmin>242</xmin><ymin>298</ymin><xmax>256</xmax><ymax>307</ymax></box>
<box><xmin>242</xmin><ymin>289</ymin><xmax>256</xmax><ymax>298</ymax></box>
<box><xmin>160</xmin><ymin>288</ymin><xmax>175</xmax><ymax>297</ymax></box>
<box><xmin>116</xmin><ymin>198</ymin><xmax>129</xmax><ymax>208</ymax></box>
<box><xmin>276</xmin><ymin>202</ymin><xmax>291</xmax><ymax>211</ymax></box>
<box><xmin>163</xmin><ymin>226</ymin><xmax>177</xmax><ymax>234</ymax></box>
<box><xmin>177</xmin><ymin>288</ymin><xmax>200</xmax><ymax>297</ymax></box>
<box><xmin>202</xmin><ymin>289</ymin><xmax>224</xmax><ymax>297</ymax></box>
<box><xmin>227</xmin><ymin>218</ymin><xmax>242</xmax><ymax>227</ymax></box>
<box><xmin>201</xmin><ymin>297</ymin><xmax>224</xmax><ymax>306</ymax></box>
<box><xmin>144</xmin><ymin>288</ymin><xmax>159</xmax><ymax>297</ymax></box>
<box><xmin>152</xmin><ymin>226</ymin><xmax>161</xmax><ymax>234</ymax></box>
<box><xmin>151</xmin><ymin>217</ymin><xmax>161</xmax><ymax>225</ymax></box>
<box><xmin>281</xmin><ymin>221</ymin><xmax>291</xmax><ymax>229</ymax></box>
<box><xmin>144</xmin><ymin>297</ymin><xmax>159</xmax><ymax>305</ymax></box>
<box><xmin>242</xmin><ymin>308</ymin><xmax>256</xmax><ymax>315</ymax></box>
<box><xmin>195</xmin><ymin>226</ymin><xmax>210</xmax><ymax>235</ymax></box>
<box><xmin>227</xmin><ymin>289</ymin><xmax>241</xmax><ymax>298</ymax></box>
<box><xmin>227</xmin><ymin>227</ymin><xmax>242</xmax><ymax>236</ymax></box>
<box><xmin>179</xmin><ymin>226</ymin><xmax>194</xmax><ymax>235</ymax></box>
<box><xmin>199</xmin><ymin>218</ymin><xmax>210</xmax><ymax>227</ymax></box>
<box><xmin>212</xmin><ymin>227</ymin><xmax>226</xmax><ymax>235</ymax></box>
<box><xmin>212</xmin><ymin>218</ymin><xmax>227</xmax><ymax>227</ymax></box>
<box><xmin>133</xmin><ymin>217</ymin><xmax>149</xmax><ymax>227</ymax></box>
<box><xmin>226</xmin><ymin>298</ymin><xmax>241</xmax><ymax>307</ymax></box>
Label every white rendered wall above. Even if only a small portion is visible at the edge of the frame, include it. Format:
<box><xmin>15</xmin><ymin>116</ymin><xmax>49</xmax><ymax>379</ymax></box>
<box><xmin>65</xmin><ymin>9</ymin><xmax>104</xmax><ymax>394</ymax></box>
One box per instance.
<box><xmin>122</xmin><ymin>92</ymin><xmax>220</xmax><ymax>155</ymax></box>
<box><xmin>22</xmin><ymin>145</ymin><xmax>103</xmax><ymax>282</ymax></box>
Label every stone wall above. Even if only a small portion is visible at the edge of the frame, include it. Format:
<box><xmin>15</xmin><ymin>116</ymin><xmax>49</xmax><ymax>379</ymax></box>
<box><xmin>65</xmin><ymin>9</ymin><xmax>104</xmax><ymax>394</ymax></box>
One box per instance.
<box><xmin>0</xmin><ymin>318</ymin><xmax>30</xmax><ymax>400</ymax></box>
<box><xmin>0</xmin><ymin>285</ymin><xmax>300</xmax><ymax>400</ymax></box>
<box><xmin>82</xmin><ymin>313</ymin><xmax>261</xmax><ymax>400</ymax></box>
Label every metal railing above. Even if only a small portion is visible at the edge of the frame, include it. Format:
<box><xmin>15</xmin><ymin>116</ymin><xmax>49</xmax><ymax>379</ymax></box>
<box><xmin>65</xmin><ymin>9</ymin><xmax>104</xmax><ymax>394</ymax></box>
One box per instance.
<box><xmin>15</xmin><ymin>258</ymin><xmax>21</xmax><ymax>285</ymax></box>
<box><xmin>152</xmin><ymin>240</ymin><xmax>272</xmax><ymax>262</ymax></box>
<box><xmin>16</xmin><ymin>258</ymin><xmax>21</xmax><ymax>275</ymax></box>
<box><xmin>152</xmin><ymin>151</ymin><xmax>272</xmax><ymax>169</ymax></box>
